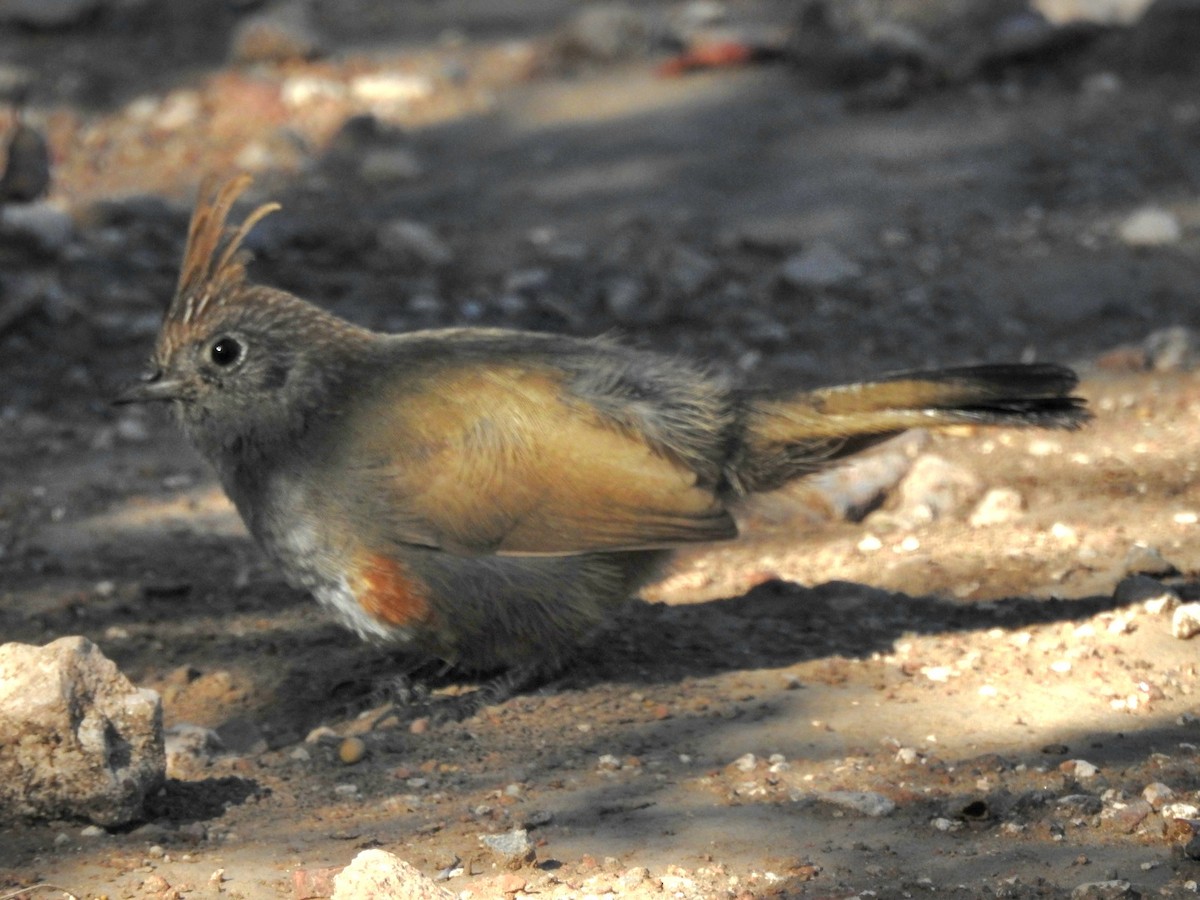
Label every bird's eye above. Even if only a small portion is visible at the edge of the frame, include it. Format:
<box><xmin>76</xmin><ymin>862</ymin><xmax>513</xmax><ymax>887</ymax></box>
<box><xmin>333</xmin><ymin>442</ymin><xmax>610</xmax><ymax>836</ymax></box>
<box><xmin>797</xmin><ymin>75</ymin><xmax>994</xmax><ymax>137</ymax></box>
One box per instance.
<box><xmin>210</xmin><ymin>337</ymin><xmax>243</xmax><ymax>367</ymax></box>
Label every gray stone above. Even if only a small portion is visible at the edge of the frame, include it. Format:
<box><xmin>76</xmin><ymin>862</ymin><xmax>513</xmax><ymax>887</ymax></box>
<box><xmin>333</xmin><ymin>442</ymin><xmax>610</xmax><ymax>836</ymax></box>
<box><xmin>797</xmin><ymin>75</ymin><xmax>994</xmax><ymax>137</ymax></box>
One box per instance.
<box><xmin>479</xmin><ymin>827</ymin><xmax>537</xmax><ymax>866</ymax></box>
<box><xmin>1123</xmin><ymin>543</ymin><xmax>1177</xmax><ymax>577</ymax></box>
<box><xmin>377</xmin><ymin>220</ymin><xmax>453</xmax><ymax>267</ymax></box>
<box><xmin>781</xmin><ymin>241</ymin><xmax>862</xmax><ymax>289</ymax></box>
<box><xmin>229</xmin><ymin>0</ymin><xmax>322</xmax><ymax>64</ymax></box>
<box><xmin>818</xmin><ymin>790</ymin><xmax>896</xmax><ymax>817</ymax></box>
<box><xmin>0</xmin><ymin>202</ymin><xmax>74</xmax><ymax>255</ymax></box>
<box><xmin>1112</xmin><ymin>575</ymin><xmax>1179</xmax><ymax>612</ymax></box>
<box><xmin>0</xmin><ymin>636</ymin><xmax>164</xmax><ymax>826</ymax></box>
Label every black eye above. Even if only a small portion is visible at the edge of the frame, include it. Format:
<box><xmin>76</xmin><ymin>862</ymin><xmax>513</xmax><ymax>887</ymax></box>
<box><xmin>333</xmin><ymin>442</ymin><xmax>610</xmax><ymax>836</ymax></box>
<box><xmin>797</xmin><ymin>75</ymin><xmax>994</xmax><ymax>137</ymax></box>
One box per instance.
<box><xmin>210</xmin><ymin>337</ymin><xmax>242</xmax><ymax>367</ymax></box>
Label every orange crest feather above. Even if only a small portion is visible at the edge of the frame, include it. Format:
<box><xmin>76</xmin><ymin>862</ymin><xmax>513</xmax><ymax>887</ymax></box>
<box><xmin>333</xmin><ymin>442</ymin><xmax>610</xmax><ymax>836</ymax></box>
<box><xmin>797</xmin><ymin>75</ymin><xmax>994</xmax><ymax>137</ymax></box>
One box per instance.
<box><xmin>167</xmin><ymin>174</ymin><xmax>280</xmax><ymax>327</ymax></box>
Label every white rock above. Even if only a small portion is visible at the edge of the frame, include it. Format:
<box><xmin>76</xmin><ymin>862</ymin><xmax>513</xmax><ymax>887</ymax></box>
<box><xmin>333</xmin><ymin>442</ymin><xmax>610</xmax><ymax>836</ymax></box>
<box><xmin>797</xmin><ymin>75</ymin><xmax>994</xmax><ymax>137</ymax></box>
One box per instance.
<box><xmin>780</xmin><ymin>241</ymin><xmax>863</xmax><ymax>289</ymax></box>
<box><xmin>1172</xmin><ymin>602</ymin><xmax>1200</xmax><ymax>639</ymax></box>
<box><xmin>1118</xmin><ymin>206</ymin><xmax>1182</xmax><ymax>247</ymax></box>
<box><xmin>331</xmin><ymin>848</ymin><xmax>452</xmax><ymax>900</ymax></box>
<box><xmin>1068</xmin><ymin>759</ymin><xmax>1099</xmax><ymax>778</ymax></box>
<box><xmin>0</xmin><ymin>637</ymin><xmax>164</xmax><ymax>826</ymax></box>
<box><xmin>1161</xmin><ymin>801</ymin><xmax>1200</xmax><ymax>819</ymax></box>
<box><xmin>351</xmin><ymin>73</ymin><xmax>435</xmax><ymax>106</ymax></box>
<box><xmin>969</xmin><ymin>487</ymin><xmax>1025</xmax><ymax>526</ymax></box>
<box><xmin>733</xmin><ymin>752</ymin><xmax>758</xmax><ymax>772</ymax></box>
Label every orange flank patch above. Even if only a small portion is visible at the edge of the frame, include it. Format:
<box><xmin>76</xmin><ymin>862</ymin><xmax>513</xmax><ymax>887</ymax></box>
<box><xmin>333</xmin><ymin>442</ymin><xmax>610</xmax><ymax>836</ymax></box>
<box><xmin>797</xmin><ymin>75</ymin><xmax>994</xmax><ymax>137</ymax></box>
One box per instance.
<box><xmin>352</xmin><ymin>553</ymin><xmax>434</xmax><ymax>628</ymax></box>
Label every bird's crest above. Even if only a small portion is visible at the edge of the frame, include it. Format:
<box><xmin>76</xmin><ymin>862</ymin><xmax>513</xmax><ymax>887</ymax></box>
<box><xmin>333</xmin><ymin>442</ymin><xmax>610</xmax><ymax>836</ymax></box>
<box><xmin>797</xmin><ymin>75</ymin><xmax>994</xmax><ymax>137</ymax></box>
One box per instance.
<box><xmin>165</xmin><ymin>174</ymin><xmax>280</xmax><ymax>328</ymax></box>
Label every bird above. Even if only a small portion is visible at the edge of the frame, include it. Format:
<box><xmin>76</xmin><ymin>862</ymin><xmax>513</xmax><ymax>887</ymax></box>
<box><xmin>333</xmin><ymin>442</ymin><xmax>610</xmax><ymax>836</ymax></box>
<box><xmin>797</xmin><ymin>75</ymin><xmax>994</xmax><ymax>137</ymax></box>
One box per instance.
<box><xmin>118</xmin><ymin>175</ymin><xmax>1090</xmax><ymax>708</ymax></box>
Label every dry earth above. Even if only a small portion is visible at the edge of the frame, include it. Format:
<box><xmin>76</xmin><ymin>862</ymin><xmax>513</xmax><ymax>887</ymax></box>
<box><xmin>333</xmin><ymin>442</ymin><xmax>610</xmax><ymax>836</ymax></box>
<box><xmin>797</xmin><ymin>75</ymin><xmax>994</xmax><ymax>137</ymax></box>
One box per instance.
<box><xmin>4</xmin><ymin>2</ymin><xmax>1200</xmax><ymax>898</ymax></box>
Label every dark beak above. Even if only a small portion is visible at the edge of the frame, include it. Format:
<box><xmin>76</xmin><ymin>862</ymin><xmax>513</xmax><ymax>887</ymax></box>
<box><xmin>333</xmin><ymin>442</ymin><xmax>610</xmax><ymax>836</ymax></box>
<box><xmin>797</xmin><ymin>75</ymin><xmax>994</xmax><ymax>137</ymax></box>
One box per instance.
<box><xmin>113</xmin><ymin>369</ymin><xmax>186</xmax><ymax>405</ymax></box>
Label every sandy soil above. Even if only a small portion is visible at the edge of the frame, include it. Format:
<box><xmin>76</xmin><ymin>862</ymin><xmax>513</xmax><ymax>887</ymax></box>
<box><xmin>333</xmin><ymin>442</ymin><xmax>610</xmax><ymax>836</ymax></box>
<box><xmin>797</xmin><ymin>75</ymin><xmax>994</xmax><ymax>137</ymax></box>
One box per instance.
<box><xmin>4</xmin><ymin>2</ymin><xmax>1200</xmax><ymax>898</ymax></box>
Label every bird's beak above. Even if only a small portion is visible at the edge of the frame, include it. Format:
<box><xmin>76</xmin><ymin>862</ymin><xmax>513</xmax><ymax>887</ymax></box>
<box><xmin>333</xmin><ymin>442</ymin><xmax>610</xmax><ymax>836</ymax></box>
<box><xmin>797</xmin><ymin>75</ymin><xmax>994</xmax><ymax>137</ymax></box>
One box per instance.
<box><xmin>113</xmin><ymin>369</ymin><xmax>186</xmax><ymax>405</ymax></box>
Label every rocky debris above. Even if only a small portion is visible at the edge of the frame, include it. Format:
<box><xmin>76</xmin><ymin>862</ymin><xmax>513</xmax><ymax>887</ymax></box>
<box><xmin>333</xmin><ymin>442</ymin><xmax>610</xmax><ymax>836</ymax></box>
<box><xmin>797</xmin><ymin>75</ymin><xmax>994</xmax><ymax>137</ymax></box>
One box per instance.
<box><xmin>786</xmin><ymin>0</ymin><xmax>1102</xmax><ymax>95</ymax></box>
<box><xmin>229</xmin><ymin>0</ymin><xmax>322</xmax><ymax>65</ymax></box>
<box><xmin>163</xmin><ymin>723</ymin><xmax>224</xmax><ymax>777</ymax></box>
<box><xmin>1070</xmin><ymin>881</ymin><xmax>1138</xmax><ymax>899</ymax></box>
<box><xmin>552</xmin><ymin>3</ymin><xmax>655</xmax><ymax>64</ymax></box>
<box><xmin>1142</xmin><ymin>326</ymin><xmax>1200</xmax><ymax>371</ymax></box>
<box><xmin>331</xmin><ymin>849</ymin><xmax>452</xmax><ymax>900</ymax></box>
<box><xmin>888</xmin><ymin>453</ymin><xmax>985</xmax><ymax>525</ymax></box>
<box><xmin>1118</xmin><ymin>205</ymin><xmax>1182</xmax><ymax>247</ymax></box>
<box><xmin>0</xmin><ymin>636</ymin><xmax>164</xmax><ymax>826</ymax></box>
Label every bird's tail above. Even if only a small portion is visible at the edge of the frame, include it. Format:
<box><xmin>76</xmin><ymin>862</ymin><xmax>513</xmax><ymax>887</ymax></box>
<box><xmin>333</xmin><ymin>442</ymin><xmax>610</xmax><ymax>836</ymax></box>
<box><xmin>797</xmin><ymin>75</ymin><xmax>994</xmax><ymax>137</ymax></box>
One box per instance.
<box><xmin>728</xmin><ymin>363</ymin><xmax>1090</xmax><ymax>494</ymax></box>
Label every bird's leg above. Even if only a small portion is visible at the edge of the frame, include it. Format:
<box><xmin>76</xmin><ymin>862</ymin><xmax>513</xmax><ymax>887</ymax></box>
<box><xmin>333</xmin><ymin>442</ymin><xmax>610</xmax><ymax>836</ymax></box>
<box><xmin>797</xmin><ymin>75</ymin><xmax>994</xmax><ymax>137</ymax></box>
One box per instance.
<box><xmin>427</xmin><ymin>662</ymin><xmax>558</xmax><ymax>725</ymax></box>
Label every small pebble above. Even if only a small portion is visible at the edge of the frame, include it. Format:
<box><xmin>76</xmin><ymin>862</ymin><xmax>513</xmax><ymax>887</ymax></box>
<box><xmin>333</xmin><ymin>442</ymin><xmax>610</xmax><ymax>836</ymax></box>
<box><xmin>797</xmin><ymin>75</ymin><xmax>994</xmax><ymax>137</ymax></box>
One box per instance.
<box><xmin>338</xmin><ymin>737</ymin><xmax>367</xmax><ymax>765</ymax></box>
<box><xmin>1119</xmin><ymin>206</ymin><xmax>1181</xmax><ymax>247</ymax></box>
<box><xmin>1142</xmin><ymin>782</ymin><xmax>1175</xmax><ymax>809</ymax></box>
<box><xmin>80</xmin><ymin>825</ymin><xmax>105</xmax><ymax>838</ymax></box>
<box><xmin>1065</xmin><ymin>759</ymin><xmax>1099</xmax><ymax>779</ymax></box>
<box><xmin>733</xmin><ymin>753</ymin><xmax>757</xmax><ymax>772</ymax></box>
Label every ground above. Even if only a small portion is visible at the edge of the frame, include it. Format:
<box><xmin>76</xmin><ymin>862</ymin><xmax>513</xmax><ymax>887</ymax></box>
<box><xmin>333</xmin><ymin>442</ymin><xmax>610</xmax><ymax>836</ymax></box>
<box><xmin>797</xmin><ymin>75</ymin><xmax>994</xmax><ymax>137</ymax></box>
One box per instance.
<box><xmin>4</xmin><ymin>1</ymin><xmax>1200</xmax><ymax>898</ymax></box>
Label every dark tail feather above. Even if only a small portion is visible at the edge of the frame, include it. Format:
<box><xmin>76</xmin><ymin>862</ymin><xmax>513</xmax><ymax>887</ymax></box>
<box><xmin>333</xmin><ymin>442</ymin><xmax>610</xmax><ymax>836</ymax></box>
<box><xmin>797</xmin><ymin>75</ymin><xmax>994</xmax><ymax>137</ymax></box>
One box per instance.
<box><xmin>728</xmin><ymin>363</ymin><xmax>1090</xmax><ymax>494</ymax></box>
